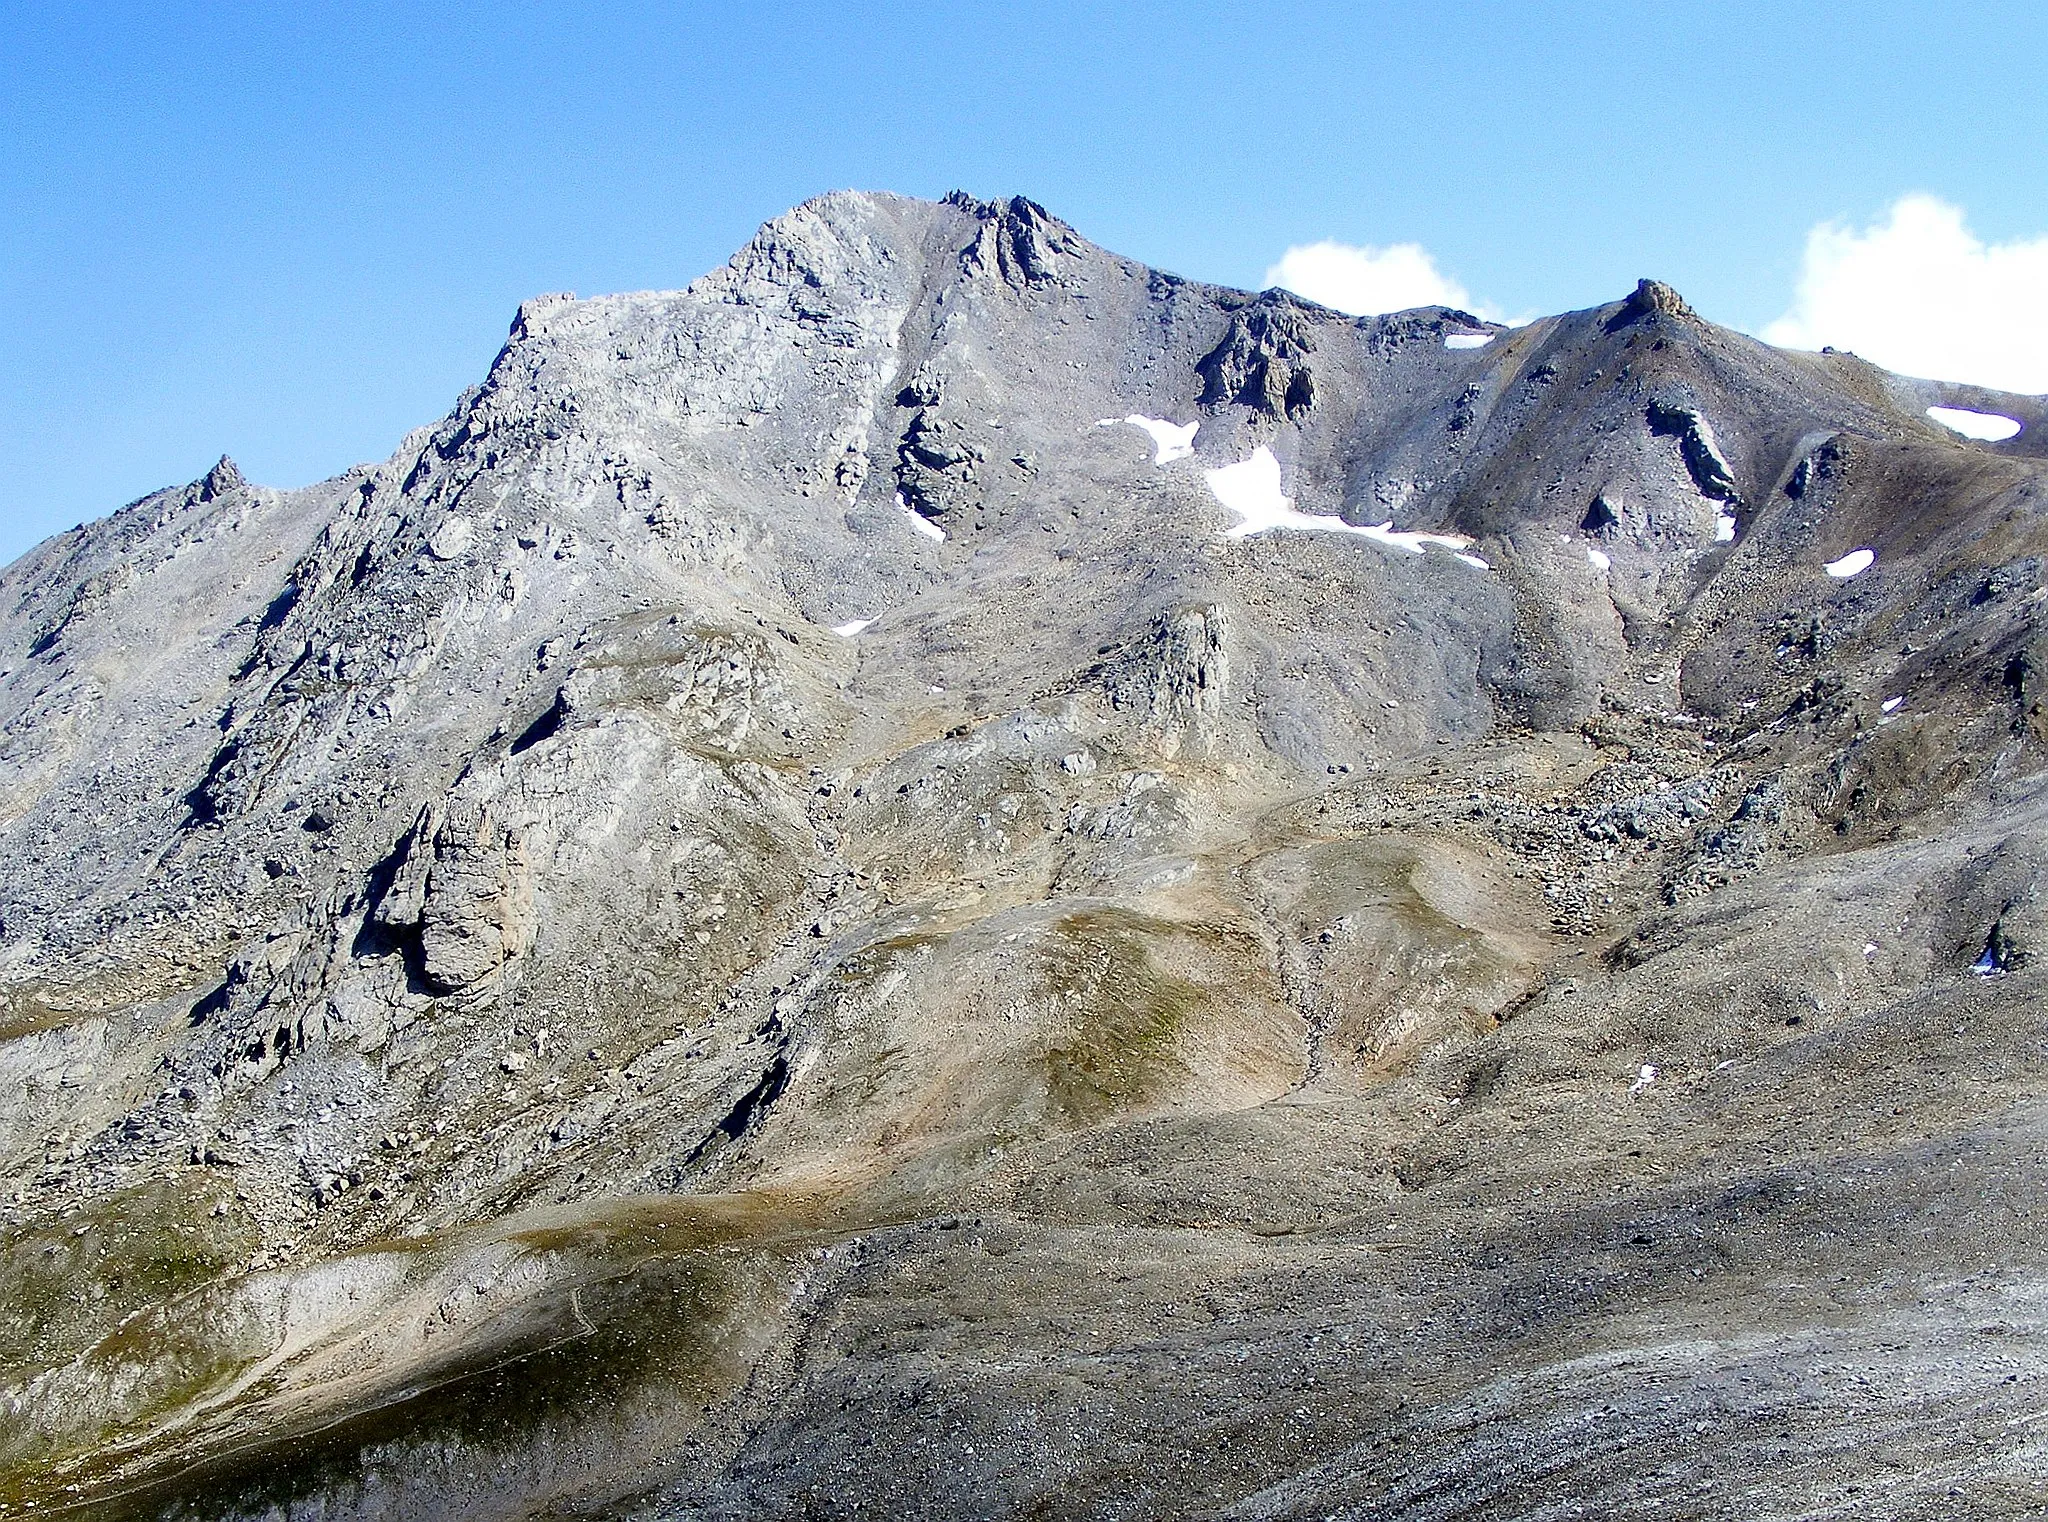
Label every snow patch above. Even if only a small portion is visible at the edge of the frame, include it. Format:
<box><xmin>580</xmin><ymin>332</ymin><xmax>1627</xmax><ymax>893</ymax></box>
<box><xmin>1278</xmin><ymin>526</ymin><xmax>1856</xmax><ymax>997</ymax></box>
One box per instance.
<box><xmin>1204</xmin><ymin>448</ymin><xmax>1481</xmax><ymax>563</ymax></box>
<box><xmin>895</xmin><ymin>492</ymin><xmax>946</xmax><ymax>542</ymax></box>
<box><xmin>1927</xmin><ymin>405</ymin><xmax>2023</xmax><ymax>442</ymax></box>
<box><xmin>1714</xmin><ymin>512</ymin><xmax>1737</xmax><ymax>543</ymax></box>
<box><xmin>1881</xmin><ymin>696</ymin><xmax>1904</xmax><ymax>713</ymax></box>
<box><xmin>831</xmin><ymin>619</ymin><xmax>874</xmax><ymax>638</ymax></box>
<box><xmin>1823</xmin><ymin>548</ymin><xmax>1875</xmax><ymax>579</ymax></box>
<box><xmin>1586</xmin><ymin>547</ymin><xmax>1612</xmax><ymax>571</ymax></box>
<box><xmin>1444</xmin><ymin>333</ymin><xmax>1493</xmax><ymax>350</ymax></box>
<box><xmin>1629</xmin><ymin>1063</ymin><xmax>1657</xmax><ymax>1096</ymax></box>
<box><xmin>1118</xmin><ymin>415</ymin><xmax>1199</xmax><ymax>464</ymax></box>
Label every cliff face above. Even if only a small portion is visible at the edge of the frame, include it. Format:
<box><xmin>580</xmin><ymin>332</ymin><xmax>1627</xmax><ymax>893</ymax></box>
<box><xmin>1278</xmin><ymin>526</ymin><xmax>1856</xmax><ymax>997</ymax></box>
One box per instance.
<box><xmin>4</xmin><ymin>191</ymin><xmax>2048</xmax><ymax>1519</ymax></box>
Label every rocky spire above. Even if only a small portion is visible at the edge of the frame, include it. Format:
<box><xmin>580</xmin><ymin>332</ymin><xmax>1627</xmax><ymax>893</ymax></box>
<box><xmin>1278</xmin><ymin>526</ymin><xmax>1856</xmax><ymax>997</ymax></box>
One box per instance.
<box><xmin>198</xmin><ymin>454</ymin><xmax>247</xmax><ymax>501</ymax></box>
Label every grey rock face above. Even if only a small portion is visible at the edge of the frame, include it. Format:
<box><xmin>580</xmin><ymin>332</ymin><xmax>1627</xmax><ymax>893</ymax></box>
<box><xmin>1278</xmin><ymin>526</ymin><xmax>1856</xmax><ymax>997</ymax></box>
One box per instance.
<box><xmin>3</xmin><ymin>189</ymin><xmax>2048</xmax><ymax>1519</ymax></box>
<box><xmin>1198</xmin><ymin>293</ymin><xmax>1324</xmax><ymax>421</ymax></box>
<box><xmin>374</xmin><ymin>802</ymin><xmax>535</xmax><ymax>996</ymax></box>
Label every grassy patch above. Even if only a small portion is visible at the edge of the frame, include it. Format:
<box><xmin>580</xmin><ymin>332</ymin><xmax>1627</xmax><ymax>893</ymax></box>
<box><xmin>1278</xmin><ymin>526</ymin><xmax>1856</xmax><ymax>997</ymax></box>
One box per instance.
<box><xmin>1041</xmin><ymin>909</ymin><xmax>1211</xmax><ymax>1125</ymax></box>
<box><xmin>0</xmin><ymin>1176</ymin><xmax>259</xmax><ymax>1388</ymax></box>
<box><xmin>23</xmin><ymin>1227</ymin><xmax>791</xmax><ymax>1522</ymax></box>
<box><xmin>0</xmin><ymin>988</ymin><xmax>85</xmax><ymax>1041</ymax></box>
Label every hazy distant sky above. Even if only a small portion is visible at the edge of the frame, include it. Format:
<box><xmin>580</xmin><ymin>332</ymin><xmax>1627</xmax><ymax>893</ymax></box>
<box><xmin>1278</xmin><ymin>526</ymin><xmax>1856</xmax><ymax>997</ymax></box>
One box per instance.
<box><xmin>3</xmin><ymin>0</ymin><xmax>2044</xmax><ymax>564</ymax></box>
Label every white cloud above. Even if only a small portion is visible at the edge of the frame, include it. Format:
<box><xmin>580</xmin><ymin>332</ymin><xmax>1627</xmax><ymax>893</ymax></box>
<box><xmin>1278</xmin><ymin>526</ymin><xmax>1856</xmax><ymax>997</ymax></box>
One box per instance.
<box><xmin>1763</xmin><ymin>195</ymin><xmax>2048</xmax><ymax>395</ymax></box>
<box><xmin>1263</xmin><ymin>240</ymin><xmax>1496</xmax><ymax>320</ymax></box>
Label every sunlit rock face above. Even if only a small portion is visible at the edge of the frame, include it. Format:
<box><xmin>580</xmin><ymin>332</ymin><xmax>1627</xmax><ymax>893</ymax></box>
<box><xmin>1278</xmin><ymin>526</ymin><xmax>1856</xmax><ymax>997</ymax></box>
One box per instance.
<box><xmin>3</xmin><ymin>190</ymin><xmax>2048</xmax><ymax>1520</ymax></box>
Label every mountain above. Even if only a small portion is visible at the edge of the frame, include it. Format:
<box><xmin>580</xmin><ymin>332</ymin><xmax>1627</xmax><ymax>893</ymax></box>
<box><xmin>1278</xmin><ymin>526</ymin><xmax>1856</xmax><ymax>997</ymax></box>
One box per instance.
<box><xmin>4</xmin><ymin>190</ymin><xmax>2047</xmax><ymax>1520</ymax></box>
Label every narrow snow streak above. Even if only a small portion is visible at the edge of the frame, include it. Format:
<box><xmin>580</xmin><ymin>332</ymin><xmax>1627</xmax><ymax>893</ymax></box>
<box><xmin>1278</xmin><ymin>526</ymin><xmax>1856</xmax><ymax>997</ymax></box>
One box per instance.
<box><xmin>1928</xmin><ymin>406</ymin><xmax>2023</xmax><ymax>442</ymax></box>
<box><xmin>1204</xmin><ymin>448</ymin><xmax>1481</xmax><ymax>564</ymax></box>
<box><xmin>1444</xmin><ymin>333</ymin><xmax>1494</xmax><ymax>350</ymax></box>
<box><xmin>894</xmin><ymin>492</ymin><xmax>946</xmax><ymax>542</ymax></box>
<box><xmin>832</xmin><ymin>619</ymin><xmax>874</xmax><ymax>638</ymax></box>
<box><xmin>1824</xmin><ymin>548</ymin><xmax>1875</xmax><ymax>579</ymax></box>
<box><xmin>1117</xmin><ymin>415</ymin><xmax>1199</xmax><ymax>463</ymax></box>
<box><xmin>1587</xmin><ymin>547</ymin><xmax>1612</xmax><ymax>571</ymax></box>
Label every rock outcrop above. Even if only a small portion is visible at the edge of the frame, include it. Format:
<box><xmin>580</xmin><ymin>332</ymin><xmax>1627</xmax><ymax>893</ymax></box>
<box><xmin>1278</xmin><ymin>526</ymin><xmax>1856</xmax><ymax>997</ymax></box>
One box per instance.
<box><xmin>375</xmin><ymin>803</ymin><xmax>535</xmax><ymax>996</ymax></box>
<box><xmin>1198</xmin><ymin>292</ymin><xmax>1322</xmax><ymax>420</ymax></box>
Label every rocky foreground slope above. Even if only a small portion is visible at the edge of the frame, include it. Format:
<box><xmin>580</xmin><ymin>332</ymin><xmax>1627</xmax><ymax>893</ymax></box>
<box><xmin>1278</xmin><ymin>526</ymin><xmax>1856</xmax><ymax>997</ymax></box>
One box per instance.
<box><xmin>4</xmin><ymin>190</ymin><xmax>2048</xmax><ymax>1519</ymax></box>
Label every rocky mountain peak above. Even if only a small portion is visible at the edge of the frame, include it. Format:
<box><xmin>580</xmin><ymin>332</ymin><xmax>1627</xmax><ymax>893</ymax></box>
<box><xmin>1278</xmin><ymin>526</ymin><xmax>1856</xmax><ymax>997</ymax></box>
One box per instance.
<box><xmin>508</xmin><ymin>290</ymin><xmax>577</xmax><ymax>340</ymax></box>
<box><xmin>1</xmin><ymin>192</ymin><xmax>2046</xmax><ymax>1519</ymax></box>
<box><xmin>1610</xmin><ymin>275</ymin><xmax>1698</xmax><ymax>327</ymax></box>
<box><xmin>947</xmin><ymin>190</ymin><xmax>1085</xmax><ymax>287</ymax></box>
<box><xmin>197</xmin><ymin>453</ymin><xmax>247</xmax><ymax>501</ymax></box>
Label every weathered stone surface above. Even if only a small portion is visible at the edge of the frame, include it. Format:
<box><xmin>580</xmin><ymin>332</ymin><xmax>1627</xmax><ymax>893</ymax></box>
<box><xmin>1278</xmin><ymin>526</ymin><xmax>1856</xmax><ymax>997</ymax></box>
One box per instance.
<box><xmin>1199</xmin><ymin>293</ymin><xmax>1322</xmax><ymax>420</ymax></box>
<box><xmin>417</xmin><ymin>803</ymin><xmax>534</xmax><ymax>995</ymax></box>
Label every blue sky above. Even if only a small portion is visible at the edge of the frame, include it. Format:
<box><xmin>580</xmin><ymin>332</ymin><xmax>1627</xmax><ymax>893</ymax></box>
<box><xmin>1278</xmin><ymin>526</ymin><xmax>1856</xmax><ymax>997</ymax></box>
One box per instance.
<box><xmin>3</xmin><ymin>0</ymin><xmax>2044</xmax><ymax>564</ymax></box>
